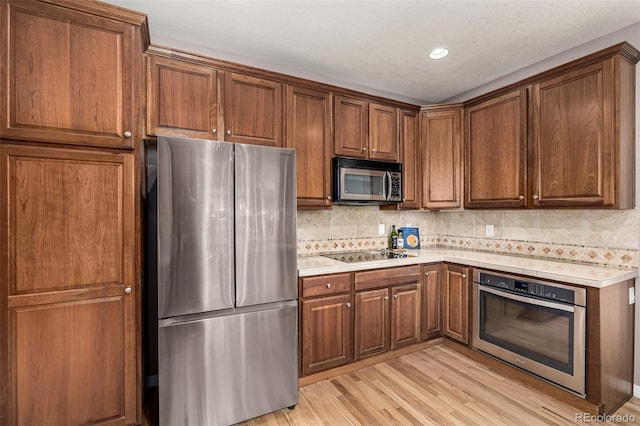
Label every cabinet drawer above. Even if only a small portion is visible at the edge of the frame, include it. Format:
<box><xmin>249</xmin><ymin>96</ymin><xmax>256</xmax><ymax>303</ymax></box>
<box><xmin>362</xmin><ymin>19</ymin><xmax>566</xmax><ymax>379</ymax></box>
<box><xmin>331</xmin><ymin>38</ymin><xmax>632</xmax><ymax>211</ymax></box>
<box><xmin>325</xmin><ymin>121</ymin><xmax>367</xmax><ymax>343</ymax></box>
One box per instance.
<box><xmin>355</xmin><ymin>266</ymin><xmax>421</xmax><ymax>291</ymax></box>
<box><xmin>301</xmin><ymin>273</ymin><xmax>351</xmax><ymax>298</ymax></box>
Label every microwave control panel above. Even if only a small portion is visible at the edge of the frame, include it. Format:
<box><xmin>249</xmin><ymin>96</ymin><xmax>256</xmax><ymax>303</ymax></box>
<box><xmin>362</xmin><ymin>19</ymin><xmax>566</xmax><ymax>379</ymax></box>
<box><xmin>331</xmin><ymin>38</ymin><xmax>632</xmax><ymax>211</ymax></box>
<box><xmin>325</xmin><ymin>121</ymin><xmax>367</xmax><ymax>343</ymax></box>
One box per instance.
<box><xmin>388</xmin><ymin>172</ymin><xmax>402</xmax><ymax>201</ymax></box>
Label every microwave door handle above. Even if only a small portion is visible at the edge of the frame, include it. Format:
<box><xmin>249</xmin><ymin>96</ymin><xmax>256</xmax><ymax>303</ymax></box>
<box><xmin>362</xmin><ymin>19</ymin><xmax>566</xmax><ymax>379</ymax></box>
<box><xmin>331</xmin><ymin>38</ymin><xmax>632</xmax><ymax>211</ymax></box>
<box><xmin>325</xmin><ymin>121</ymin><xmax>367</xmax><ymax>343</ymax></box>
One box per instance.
<box><xmin>384</xmin><ymin>171</ymin><xmax>391</xmax><ymax>201</ymax></box>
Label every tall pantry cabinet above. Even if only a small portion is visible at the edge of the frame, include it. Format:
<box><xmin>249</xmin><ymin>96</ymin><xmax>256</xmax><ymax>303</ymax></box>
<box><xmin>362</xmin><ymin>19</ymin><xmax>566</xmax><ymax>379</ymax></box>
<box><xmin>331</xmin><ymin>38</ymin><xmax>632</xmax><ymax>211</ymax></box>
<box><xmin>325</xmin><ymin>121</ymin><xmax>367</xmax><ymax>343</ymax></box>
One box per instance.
<box><xmin>0</xmin><ymin>1</ymin><xmax>148</xmax><ymax>425</ymax></box>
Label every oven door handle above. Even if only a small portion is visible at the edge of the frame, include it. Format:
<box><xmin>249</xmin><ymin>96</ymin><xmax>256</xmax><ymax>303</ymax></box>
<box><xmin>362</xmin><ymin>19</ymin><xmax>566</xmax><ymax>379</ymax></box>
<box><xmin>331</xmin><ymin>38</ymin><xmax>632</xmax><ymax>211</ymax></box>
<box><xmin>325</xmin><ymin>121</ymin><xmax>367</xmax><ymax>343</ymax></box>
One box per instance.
<box><xmin>479</xmin><ymin>284</ymin><xmax>575</xmax><ymax>313</ymax></box>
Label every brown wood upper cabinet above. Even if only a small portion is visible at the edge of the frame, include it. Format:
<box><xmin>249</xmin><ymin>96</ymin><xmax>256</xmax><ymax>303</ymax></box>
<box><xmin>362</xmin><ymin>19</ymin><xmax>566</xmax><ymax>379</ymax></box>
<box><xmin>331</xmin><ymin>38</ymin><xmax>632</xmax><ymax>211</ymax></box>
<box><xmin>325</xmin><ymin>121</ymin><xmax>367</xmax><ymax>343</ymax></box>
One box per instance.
<box><xmin>531</xmin><ymin>51</ymin><xmax>636</xmax><ymax>208</ymax></box>
<box><xmin>399</xmin><ymin>109</ymin><xmax>420</xmax><ymax>209</ymax></box>
<box><xmin>421</xmin><ymin>105</ymin><xmax>463</xmax><ymax>209</ymax></box>
<box><xmin>465</xmin><ymin>89</ymin><xmax>528</xmax><ymax>208</ymax></box>
<box><xmin>147</xmin><ymin>55</ymin><xmax>220</xmax><ymax>139</ymax></box>
<box><xmin>442</xmin><ymin>264</ymin><xmax>469</xmax><ymax>344</ymax></box>
<box><xmin>286</xmin><ymin>85</ymin><xmax>332</xmax><ymax>208</ymax></box>
<box><xmin>334</xmin><ymin>95</ymin><xmax>398</xmax><ymax>161</ymax></box>
<box><xmin>224</xmin><ymin>72</ymin><xmax>283</xmax><ymax>146</ymax></box>
<box><xmin>1</xmin><ymin>0</ymin><xmax>145</xmax><ymax>149</ymax></box>
<box><xmin>0</xmin><ymin>144</ymin><xmax>138</xmax><ymax>426</ymax></box>
<box><xmin>147</xmin><ymin>52</ymin><xmax>283</xmax><ymax>147</ymax></box>
<box><xmin>465</xmin><ymin>43</ymin><xmax>639</xmax><ymax>209</ymax></box>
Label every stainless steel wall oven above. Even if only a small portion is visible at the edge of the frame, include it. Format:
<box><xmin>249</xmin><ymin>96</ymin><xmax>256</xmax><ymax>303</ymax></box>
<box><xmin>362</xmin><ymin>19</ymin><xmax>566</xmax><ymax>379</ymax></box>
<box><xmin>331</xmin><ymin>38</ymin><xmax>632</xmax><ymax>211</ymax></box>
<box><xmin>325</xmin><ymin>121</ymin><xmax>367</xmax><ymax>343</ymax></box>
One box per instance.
<box><xmin>472</xmin><ymin>270</ymin><xmax>587</xmax><ymax>396</ymax></box>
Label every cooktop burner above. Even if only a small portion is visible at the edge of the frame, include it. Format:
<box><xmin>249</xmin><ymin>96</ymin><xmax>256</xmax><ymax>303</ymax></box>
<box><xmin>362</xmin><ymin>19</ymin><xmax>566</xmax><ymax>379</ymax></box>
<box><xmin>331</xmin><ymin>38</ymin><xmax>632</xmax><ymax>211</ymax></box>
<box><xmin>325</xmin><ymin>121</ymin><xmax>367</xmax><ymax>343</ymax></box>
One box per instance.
<box><xmin>321</xmin><ymin>249</ymin><xmax>410</xmax><ymax>263</ymax></box>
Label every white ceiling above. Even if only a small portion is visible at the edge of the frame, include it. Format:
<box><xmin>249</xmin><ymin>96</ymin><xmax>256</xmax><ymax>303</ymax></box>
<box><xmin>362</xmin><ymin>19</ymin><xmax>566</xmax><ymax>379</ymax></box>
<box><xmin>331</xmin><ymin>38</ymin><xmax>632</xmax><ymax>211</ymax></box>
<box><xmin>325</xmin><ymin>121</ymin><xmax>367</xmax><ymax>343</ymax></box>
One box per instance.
<box><xmin>105</xmin><ymin>0</ymin><xmax>640</xmax><ymax>105</ymax></box>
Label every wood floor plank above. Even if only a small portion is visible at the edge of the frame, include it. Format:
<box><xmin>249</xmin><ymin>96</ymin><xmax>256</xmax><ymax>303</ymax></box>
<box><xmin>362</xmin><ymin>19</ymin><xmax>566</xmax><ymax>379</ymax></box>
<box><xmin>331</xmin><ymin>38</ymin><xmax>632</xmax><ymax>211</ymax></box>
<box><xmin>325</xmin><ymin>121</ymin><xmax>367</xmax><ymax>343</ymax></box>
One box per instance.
<box><xmin>239</xmin><ymin>343</ymin><xmax>640</xmax><ymax>425</ymax></box>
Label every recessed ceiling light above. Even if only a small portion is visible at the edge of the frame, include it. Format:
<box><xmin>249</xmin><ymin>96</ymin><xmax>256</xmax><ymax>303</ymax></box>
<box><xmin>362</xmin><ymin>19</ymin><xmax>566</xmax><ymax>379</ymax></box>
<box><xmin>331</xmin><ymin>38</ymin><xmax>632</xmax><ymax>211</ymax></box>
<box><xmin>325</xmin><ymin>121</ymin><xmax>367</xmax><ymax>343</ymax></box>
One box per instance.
<box><xmin>429</xmin><ymin>48</ymin><xmax>449</xmax><ymax>60</ymax></box>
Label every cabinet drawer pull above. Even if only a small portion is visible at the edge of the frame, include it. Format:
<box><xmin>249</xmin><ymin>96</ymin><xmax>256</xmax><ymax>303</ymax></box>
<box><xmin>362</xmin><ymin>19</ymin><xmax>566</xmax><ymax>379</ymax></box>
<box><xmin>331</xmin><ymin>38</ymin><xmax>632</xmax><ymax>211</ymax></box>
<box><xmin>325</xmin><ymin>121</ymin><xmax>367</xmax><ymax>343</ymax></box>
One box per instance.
<box><xmin>346</xmin><ymin>302</ymin><xmax>352</xmax><ymax>308</ymax></box>
<box><xmin>326</xmin><ymin>283</ymin><xmax>332</xmax><ymax>289</ymax></box>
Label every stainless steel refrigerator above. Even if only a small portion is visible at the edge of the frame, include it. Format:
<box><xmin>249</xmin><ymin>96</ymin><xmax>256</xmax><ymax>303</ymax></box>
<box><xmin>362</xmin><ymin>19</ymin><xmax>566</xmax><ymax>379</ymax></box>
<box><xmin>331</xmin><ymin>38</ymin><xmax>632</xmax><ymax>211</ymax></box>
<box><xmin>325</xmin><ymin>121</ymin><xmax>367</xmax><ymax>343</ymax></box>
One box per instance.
<box><xmin>156</xmin><ymin>136</ymin><xmax>298</xmax><ymax>425</ymax></box>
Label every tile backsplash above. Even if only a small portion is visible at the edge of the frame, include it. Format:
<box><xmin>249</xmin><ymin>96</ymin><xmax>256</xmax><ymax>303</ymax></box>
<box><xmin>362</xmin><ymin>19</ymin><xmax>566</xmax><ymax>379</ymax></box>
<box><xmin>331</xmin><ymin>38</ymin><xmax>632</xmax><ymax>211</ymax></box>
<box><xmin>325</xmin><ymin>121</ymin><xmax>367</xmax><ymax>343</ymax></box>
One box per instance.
<box><xmin>297</xmin><ymin>206</ymin><xmax>640</xmax><ymax>269</ymax></box>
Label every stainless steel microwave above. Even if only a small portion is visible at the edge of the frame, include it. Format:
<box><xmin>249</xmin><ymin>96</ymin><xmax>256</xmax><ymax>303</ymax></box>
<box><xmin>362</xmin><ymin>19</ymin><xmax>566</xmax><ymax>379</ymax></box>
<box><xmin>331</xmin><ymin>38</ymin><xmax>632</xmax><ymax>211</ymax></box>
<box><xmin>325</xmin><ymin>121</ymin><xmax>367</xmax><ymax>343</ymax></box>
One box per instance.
<box><xmin>332</xmin><ymin>157</ymin><xmax>402</xmax><ymax>204</ymax></box>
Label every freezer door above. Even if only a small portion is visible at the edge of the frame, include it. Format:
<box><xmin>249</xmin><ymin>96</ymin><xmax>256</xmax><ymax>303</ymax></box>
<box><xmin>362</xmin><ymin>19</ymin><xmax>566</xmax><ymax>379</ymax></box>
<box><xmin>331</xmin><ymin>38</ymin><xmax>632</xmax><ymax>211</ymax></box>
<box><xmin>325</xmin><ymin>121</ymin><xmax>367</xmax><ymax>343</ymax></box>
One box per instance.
<box><xmin>158</xmin><ymin>136</ymin><xmax>235</xmax><ymax>318</ymax></box>
<box><xmin>235</xmin><ymin>144</ymin><xmax>297</xmax><ymax>306</ymax></box>
<box><xmin>158</xmin><ymin>304</ymin><xmax>299</xmax><ymax>426</ymax></box>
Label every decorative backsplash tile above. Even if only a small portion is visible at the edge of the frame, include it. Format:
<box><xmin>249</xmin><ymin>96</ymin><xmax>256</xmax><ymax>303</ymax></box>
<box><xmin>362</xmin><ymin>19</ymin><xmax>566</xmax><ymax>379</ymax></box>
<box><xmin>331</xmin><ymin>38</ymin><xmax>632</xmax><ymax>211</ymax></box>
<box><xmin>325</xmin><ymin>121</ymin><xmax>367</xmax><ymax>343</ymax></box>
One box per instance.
<box><xmin>296</xmin><ymin>206</ymin><xmax>640</xmax><ymax>270</ymax></box>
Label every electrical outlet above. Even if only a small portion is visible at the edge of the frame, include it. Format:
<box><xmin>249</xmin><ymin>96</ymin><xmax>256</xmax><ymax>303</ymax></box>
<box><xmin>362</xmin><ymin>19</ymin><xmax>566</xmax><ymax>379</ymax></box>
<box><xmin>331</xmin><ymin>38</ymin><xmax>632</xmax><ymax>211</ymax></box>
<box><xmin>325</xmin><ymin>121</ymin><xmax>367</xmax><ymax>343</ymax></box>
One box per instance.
<box><xmin>629</xmin><ymin>287</ymin><xmax>636</xmax><ymax>305</ymax></box>
<box><xmin>379</xmin><ymin>224</ymin><xmax>385</xmax><ymax>236</ymax></box>
<box><xmin>485</xmin><ymin>224</ymin><xmax>495</xmax><ymax>237</ymax></box>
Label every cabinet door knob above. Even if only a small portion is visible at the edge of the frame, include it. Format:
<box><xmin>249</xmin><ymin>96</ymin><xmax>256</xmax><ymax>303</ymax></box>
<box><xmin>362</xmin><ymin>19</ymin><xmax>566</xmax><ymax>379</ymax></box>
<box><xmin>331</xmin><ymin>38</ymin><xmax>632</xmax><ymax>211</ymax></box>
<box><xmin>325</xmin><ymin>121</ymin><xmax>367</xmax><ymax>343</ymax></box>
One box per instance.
<box><xmin>327</xmin><ymin>195</ymin><xmax>332</xmax><ymax>201</ymax></box>
<box><xmin>326</xmin><ymin>283</ymin><xmax>332</xmax><ymax>289</ymax></box>
<box><xmin>346</xmin><ymin>302</ymin><xmax>352</xmax><ymax>308</ymax></box>
<box><xmin>212</xmin><ymin>128</ymin><xmax>217</xmax><ymax>134</ymax></box>
<box><xmin>518</xmin><ymin>195</ymin><xmax>524</xmax><ymax>200</ymax></box>
<box><xmin>124</xmin><ymin>287</ymin><xmax>132</xmax><ymax>294</ymax></box>
<box><xmin>403</xmin><ymin>198</ymin><xmax>406</xmax><ymax>202</ymax></box>
<box><xmin>362</xmin><ymin>147</ymin><xmax>367</xmax><ymax>151</ymax></box>
<box><xmin>372</xmin><ymin>148</ymin><xmax>377</xmax><ymax>153</ymax></box>
<box><xmin>384</xmin><ymin>296</ymin><xmax>389</xmax><ymax>301</ymax></box>
<box><xmin>533</xmin><ymin>194</ymin><xmax>539</xmax><ymax>200</ymax></box>
<box><xmin>393</xmin><ymin>294</ymin><xmax>399</xmax><ymax>299</ymax></box>
<box><xmin>124</xmin><ymin>131</ymin><xmax>132</xmax><ymax>138</ymax></box>
<box><xmin>226</xmin><ymin>130</ymin><xmax>232</xmax><ymax>136</ymax></box>
<box><xmin>424</xmin><ymin>272</ymin><xmax>429</xmax><ymax>277</ymax></box>
<box><xmin>462</xmin><ymin>274</ymin><xmax>467</xmax><ymax>279</ymax></box>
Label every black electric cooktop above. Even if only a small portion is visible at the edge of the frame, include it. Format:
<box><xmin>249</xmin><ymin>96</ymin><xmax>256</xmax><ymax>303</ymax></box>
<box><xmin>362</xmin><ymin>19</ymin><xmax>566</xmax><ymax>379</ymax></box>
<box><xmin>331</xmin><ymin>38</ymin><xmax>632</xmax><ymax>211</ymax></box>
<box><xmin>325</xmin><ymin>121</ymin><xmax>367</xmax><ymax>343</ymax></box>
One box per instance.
<box><xmin>321</xmin><ymin>249</ymin><xmax>411</xmax><ymax>263</ymax></box>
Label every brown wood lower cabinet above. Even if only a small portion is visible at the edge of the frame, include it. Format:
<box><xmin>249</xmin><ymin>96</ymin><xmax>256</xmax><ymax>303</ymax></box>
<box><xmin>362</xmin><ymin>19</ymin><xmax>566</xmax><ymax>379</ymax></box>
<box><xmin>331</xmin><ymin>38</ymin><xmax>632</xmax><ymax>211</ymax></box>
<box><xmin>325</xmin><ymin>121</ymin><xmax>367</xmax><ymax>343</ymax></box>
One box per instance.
<box><xmin>0</xmin><ymin>144</ymin><xmax>137</xmax><ymax>425</ymax></box>
<box><xmin>353</xmin><ymin>266</ymin><xmax>422</xmax><ymax>360</ymax></box>
<box><xmin>443</xmin><ymin>264</ymin><xmax>470</xmax><ymax>344</ymax></box>
<box><xmin>390</xmin><ymin>283</ymin><xmax>421</xmax><ymax>349</ymax></box>
<box><xmin>422</xmin><ymin>263</ymin><xmax>443</xmax><ymax>341</ymax></box>
<box><xmin>301</xmin><ymin>293</ymin><xmax>353</xmax><ymax>376</ymax></box>
<box><xmin>355</xmin><ymin>288</ymin><xmax>390</xmax><ymax>359</ymax></box>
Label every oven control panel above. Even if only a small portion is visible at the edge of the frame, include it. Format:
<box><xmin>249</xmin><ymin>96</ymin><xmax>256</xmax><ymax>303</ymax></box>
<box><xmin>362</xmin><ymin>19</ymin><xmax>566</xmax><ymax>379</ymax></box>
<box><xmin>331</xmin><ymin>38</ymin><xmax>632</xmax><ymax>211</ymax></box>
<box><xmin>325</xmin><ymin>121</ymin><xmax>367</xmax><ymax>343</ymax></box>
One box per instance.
<box><xmin>478</xmin><ymin>272</ymin><xmax>575</xmax><ymax>304</ymax></box>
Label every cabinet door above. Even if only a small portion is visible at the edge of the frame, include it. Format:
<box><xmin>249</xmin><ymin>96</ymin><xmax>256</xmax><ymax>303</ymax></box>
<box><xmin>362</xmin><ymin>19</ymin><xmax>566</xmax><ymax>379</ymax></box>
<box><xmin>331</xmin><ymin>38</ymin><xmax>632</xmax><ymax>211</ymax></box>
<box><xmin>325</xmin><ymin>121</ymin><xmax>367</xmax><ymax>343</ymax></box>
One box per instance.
<box><xmin>532</xmin><ymin>60</ymin><xmax>614</xmax><ymax>207</ymax></box>
<box><xmin>0</xmin><ymin>145</ymin><xmax>137</xmax><ymax>425</ymax></box>
<box><xmin>301</xmin><ymin>294</ymin><xmax>353</xmax><ymax>376</ymax></box>
<box><xmin>421</xmin><ymin>107</ymin><xmax>462</xmax><ymax>209</ymax></box>
<box><xmin>390</xmin><ymin>283</ymin><xmax>421</xmax><ymax>350</ymax></box>
<box><xmin>334</xmin><ymin>95</ymin><xmax>368</xmax><ymax>158</ymax></box>
<box><xmin>286</xmin><ymin>85</ymin><xmax>332</xmax><ymax>208</ymax></box>
<box><xmin>465</xmin><ymin>89</ymin><xmax>527</xmax><ymax>208</ymax></box>
<box><xmin>369</xmin><ymin>103</ymin><xmax>398</xmax><ymax>161</ymax></box>
<box><xmin>147</xmin><ymin>55</ymin><xmax>220</xmax><ymax>139</ymax></box>
<box><xmin>443</xmin><ymin>264</ymin><xmax>469</xmax><ymax>344</ymax></box>
<box><xmin>399</xmin><ymin>109</ymin><xmax>420</xmax><ymax>209</ymax></box>
<box><xmin>2</xmin><ymin>1</ymin><xmax>139</xmax><ymax>149</ymax></box>
<box><xmin>224</xmin><ymin>72</ymin><xmax>283</xmax><ymax>146</ymax></box>
<box><xmin>422</xmin><ymin>264</ymin><xmax>442</xmax><ymax>341</ymax></box>
<box><xmin>354</xmin><ymin>288</ymin><xmax>390</xmax><ymax>360</ymax></box>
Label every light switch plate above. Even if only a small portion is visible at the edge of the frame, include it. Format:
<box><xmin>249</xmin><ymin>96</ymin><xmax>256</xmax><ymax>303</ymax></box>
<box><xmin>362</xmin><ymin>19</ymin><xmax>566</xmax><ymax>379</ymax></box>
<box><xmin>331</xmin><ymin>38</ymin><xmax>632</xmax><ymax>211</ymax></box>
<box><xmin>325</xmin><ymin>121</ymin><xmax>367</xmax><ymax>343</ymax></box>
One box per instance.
<box><xmin>485</xmin><ymin>224</ymin><xmax>495</xmax><ymax>237</ymax></box>
<box><xmin>379</xmin><ymin>224</ymin><xmax>385</xmax><ymax>236</ymax></box>
<box><xmin>630</xmin><ymin>287</ymin><xmax>635</xmax><ymax>305</ymax></box>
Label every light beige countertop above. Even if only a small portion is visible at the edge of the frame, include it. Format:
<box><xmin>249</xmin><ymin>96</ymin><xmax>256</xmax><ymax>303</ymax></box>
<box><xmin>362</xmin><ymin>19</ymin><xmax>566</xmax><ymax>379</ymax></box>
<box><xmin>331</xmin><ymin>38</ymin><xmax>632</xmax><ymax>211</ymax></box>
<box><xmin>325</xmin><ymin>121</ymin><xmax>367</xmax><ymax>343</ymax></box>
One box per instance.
<box><xmin>297</xmin><ymin>248</ymin><xmax>638</xmax><ymax>288</ymax></box>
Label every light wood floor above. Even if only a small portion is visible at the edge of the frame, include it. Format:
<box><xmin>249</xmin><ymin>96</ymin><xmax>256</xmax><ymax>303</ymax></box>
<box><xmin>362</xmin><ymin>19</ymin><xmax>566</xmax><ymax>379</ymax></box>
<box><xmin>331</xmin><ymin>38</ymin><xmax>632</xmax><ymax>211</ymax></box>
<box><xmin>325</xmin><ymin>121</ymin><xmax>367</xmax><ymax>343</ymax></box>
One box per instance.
<box><xmin>240</xmin><ymin>344</ymin><xmax>640</xmax><ymax>425</ymax></box>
